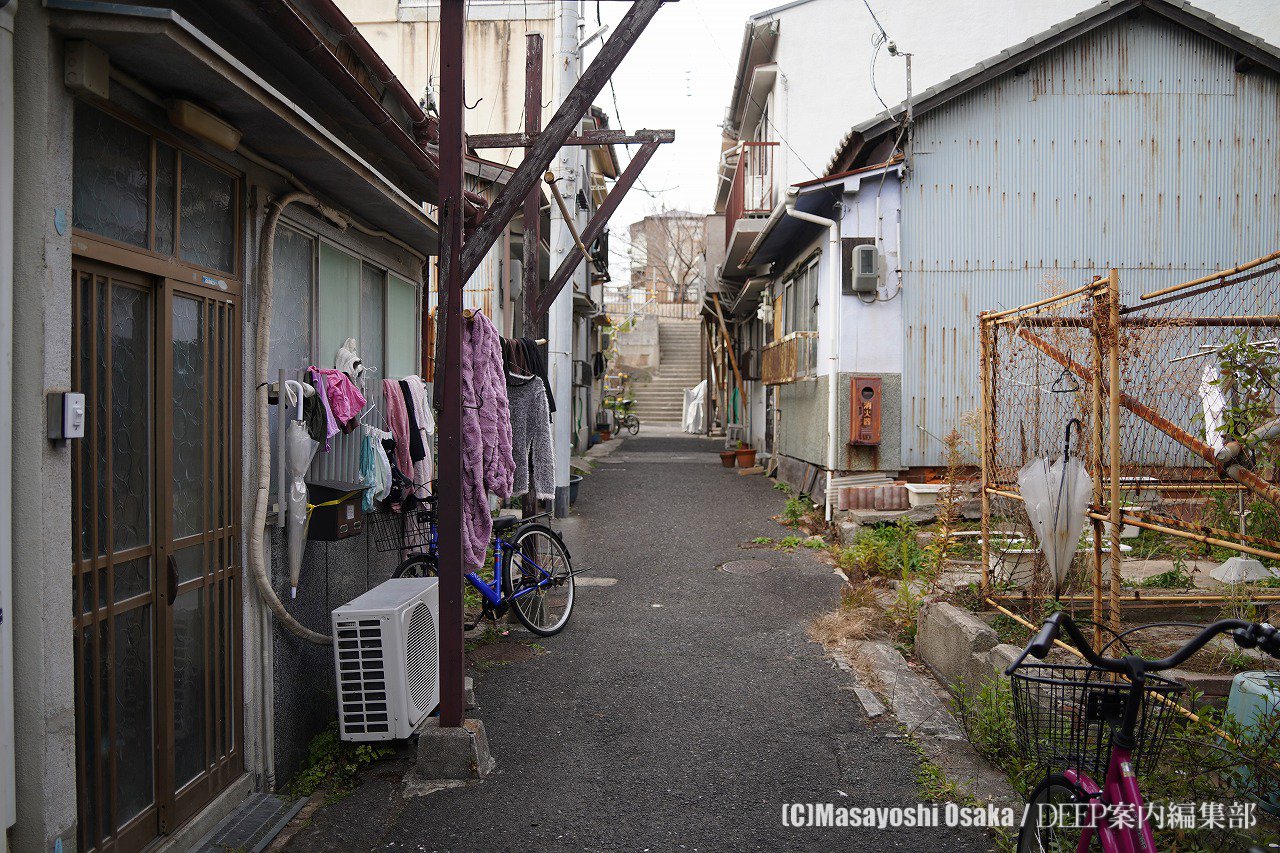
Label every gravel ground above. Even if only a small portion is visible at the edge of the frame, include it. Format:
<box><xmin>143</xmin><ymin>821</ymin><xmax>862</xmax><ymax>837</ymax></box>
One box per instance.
<box><xmin>284</xmin><ymin>430</ymin><xmax>993</xmax><ymax>852</ymax></box>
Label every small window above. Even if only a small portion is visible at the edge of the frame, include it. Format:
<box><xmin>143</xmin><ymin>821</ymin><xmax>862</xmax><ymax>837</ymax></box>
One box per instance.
<box><xmin>386</xmin><ymin>275</ymin><xmax>418</xmax><ymax>378</ymax></box>
<box><xmin>72</xmin><ymin>101</ymin><xmax>239</xmax><ymax>274</ymax></box>
<box><xmin>318</xmin><ymin>243</ymin><xmax>362</xmax><ymax>369</ymax></box>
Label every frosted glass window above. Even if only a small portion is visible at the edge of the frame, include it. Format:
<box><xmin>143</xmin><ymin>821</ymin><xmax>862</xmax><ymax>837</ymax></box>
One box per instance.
<box><xmin>318</xmin><ymin>243</ymin><xmax>361</xmax><ymax>369</ymax></box>
<box><xmin>269</xmin><ymin>226</ymin><xmax>315</xmax><ymax>374</ymax></box>
<box><xmin>73</xmin><ymin>102</ymin><xmax>149</xmax><ymax>247</ymax></box>
<box><xmin>179</xmin><ymin>155</ymin><xmax>236</xmax><ymax>272</ymax></box>
<box><xmin>386</xmin><ymin>275</ymin><xmax>418</xmax><ymax>379</ymax></box>
<box><xmin>360</xmin><ymin>263</ymin><xmax>386</xmax><ymax>379</ymax></box>
<box><xmin>154</xmin><ymin>142</ymin><xmax>176</xmax><ymax>255</ymax></box>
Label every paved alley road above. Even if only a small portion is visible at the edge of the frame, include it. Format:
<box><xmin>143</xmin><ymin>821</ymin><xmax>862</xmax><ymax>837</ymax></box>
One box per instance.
<box><xmin>288</xmin><ymin>431</ymin><xmax>992</xmax><ymax>852</ymax></box>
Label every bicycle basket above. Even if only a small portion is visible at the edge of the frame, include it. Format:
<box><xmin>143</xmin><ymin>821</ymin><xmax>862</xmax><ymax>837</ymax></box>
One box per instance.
<box><xmin>1010</xmin><ymin>663</ymin><xmax>1185</xmax><ymax>782</ymax></box>
<box><xmin>366</xmin><ymin>505</ymin><xmax>434</xmax><ymax>555</ymax></box>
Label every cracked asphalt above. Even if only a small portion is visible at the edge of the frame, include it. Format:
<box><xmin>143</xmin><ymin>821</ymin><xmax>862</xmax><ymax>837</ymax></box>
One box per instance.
<box><xmin>284</xmin><ymin>430</ymin><xmax>992</xmax><ymax>851</ymax></box>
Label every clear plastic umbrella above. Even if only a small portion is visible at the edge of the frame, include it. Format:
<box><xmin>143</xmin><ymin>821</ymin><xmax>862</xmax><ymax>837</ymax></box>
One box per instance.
<box><xmin>1017</xmin><ymin>419</ymin><xmax>1093</xmax><ymax>594</ymax></box>
<box><xmin>282</xmin><ymin>380</ymin><xmax>319</xmax><ymax>598</ymax></box>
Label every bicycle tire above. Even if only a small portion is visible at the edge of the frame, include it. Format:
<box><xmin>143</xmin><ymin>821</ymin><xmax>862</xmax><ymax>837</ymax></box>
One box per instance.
<box><xmin>502</xmin><ymin>523</ymin><xmax>574</xmax><ymax>636</ymax></box>
<box><xmin>625</xmin><ymin>415</ymin><xmax>640</xmax><ymax>436</ymax></box>
<box><xmin>1018</xmin><ymin>773</ymin><xmax>1100</xmax><ymax>853</ymax></box>
<box><xmin>392</xmin><ymin>553</ymin><xmax>438</xmax><ymax>579</ymax></box>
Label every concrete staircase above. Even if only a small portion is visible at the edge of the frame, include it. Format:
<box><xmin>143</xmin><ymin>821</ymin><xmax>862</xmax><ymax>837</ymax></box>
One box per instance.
<box><xmin>630</xmin><ymin>320</ymin><xmax>702</xmax><ymax>424</ymax></box>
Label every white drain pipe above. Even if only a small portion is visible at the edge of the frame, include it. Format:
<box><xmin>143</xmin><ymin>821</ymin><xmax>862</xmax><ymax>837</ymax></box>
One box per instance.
<box><xmin>784</xmin><ymin>199</ymin><xmax>841</xmax><ymax>521</ymax></box>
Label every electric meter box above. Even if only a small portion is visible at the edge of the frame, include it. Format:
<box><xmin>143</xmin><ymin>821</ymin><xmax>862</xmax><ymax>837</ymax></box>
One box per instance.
<box><xmin>850</xmin><ymin>377</ymin><xmax>882</xmax><ymax>446</ymax></box>
<box><xmin>841</xmin><ymin>237</ymin><xmax>879</xmax><ymax>295</ymax></box>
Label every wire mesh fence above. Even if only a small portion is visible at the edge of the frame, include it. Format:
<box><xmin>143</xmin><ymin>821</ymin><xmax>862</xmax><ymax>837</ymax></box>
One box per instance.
<box><xmin>978</xmin><ymin>252</ymin><xmax>1280</xmax><ymax>627</ymax></box>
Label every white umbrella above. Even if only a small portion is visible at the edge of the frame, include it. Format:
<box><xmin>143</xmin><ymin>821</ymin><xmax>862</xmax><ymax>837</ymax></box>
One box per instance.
<box><xmin>1017</xmin><ymin>419</ymin><xmax>1093</xmax><ymax>594</ymax></box>
<box><xmin>282</xmin><ymin>380</ymin><xmax>319</xmax><ymax>598</ymax></box>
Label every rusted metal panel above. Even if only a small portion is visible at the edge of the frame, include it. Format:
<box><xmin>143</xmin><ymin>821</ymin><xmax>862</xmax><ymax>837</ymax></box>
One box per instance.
<box><xmin>900</xmin><ymin>12</ymin><xmax>1280</xmax><ymax>466</ymax></box>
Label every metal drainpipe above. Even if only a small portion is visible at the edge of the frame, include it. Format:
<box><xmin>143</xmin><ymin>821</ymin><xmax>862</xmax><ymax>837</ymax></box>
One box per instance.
<box><xmin>784</xmin><ymin>201</ymin><xmax>840</xmax><ymax>520</ymax></box>
<box><xmin>0</xmin><ymin>1</ymin><xmax>15</xmax><ymax>843</ymax></box>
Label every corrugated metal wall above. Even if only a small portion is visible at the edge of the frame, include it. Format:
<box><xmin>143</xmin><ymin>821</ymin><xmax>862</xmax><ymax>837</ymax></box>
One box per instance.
<box><xmin>900</xmin><ymin>11</ymin><xmax>1280</xmax><ymax>466</ymax></box>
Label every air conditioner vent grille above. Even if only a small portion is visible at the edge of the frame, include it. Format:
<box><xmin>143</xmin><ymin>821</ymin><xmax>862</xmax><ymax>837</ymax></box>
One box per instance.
<box><xmin>334</xmin><ymin>618</ymin><xmax>391</xmax><ymax>736</ymax></box>
<box><xmin>405</xmin><ymin>602</ymin><xmax>439</xmax><ymax>714</ymax></box>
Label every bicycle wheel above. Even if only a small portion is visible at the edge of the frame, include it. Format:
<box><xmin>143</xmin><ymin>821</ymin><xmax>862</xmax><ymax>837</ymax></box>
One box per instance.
<box><xmin>503</xmin><ymin>524</ymin><xmax>574</xmax><ymax>636</ymax></box>
<box><xmin>393</xmin><ymin>553</ymin><xmax>438</xmax><ymax>579</ymax></box>
<box><xmin>1018</xmin><ymin>774</ymin><xmax>1100</xmax><ymax>853</ymax></box>
<box><xmin>625</xmin><ymin>415</ymin><xmax>640</xmax><ymax>436</ymax></box>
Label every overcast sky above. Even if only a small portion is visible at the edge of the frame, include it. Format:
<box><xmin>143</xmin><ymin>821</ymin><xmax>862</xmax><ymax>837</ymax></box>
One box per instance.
<box><xmin>587</xmin><ymin>0</ymin><xmax>751</xmax><ymax>265</ymax></box>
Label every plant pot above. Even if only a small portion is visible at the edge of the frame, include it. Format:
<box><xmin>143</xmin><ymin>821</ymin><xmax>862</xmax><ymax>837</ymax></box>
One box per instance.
<box><xmin>735</xmin><ymin>448</ymin><xmax>757</xmax><ymax>468</ymax></box>
<box><xmin>569</xmin><ymin>474</ymin><xmax>583</xmax><ymax>505</ymax></box>
<box><xmin>719</xmin><ymin>451</ymin><xmax>737</xmax><ymax>468</ymax></box>
<box><xmin>600</xmin><ymin>430</ymin><xmax>611</xmax><ymax>441</ymax></box>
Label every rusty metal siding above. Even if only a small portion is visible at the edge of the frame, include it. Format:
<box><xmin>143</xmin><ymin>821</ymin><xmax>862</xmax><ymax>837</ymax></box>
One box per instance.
<box><xmin>900</xmin><ymin>11</ymin><xmax>1280</xmax><ymax>466</ymax></box>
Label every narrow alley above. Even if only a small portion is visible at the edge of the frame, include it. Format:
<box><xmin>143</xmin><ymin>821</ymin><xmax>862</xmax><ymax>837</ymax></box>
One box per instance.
<box><xmin>282</xmin><ymin>431</ymin><xmax>990</xmax><ymax>851</ymax></box>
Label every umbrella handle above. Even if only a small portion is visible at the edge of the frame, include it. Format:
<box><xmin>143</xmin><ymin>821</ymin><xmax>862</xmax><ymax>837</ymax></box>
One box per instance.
<box><xmin>283</xmin><ymin>379</ymin><xmax>305</xmax><ymax>422</ymax></box>
<box><xmin>1064</xmin><ymin>417</ymin><xmax>1083</xmax><ymax>461</ymax></box>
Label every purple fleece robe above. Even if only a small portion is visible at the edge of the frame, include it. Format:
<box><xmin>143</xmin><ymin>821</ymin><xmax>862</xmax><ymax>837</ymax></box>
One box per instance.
<box><xmin>460</xmin><ymin>311</ymin><xmax>514</xmax><ymax>569</ymax></box>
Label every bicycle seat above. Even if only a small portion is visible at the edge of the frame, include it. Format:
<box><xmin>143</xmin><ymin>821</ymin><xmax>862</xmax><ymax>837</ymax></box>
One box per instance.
<box><xmin>492</xmin><ymin>515</ymin><xmax>520</xmax><ymax>534</ymax></box>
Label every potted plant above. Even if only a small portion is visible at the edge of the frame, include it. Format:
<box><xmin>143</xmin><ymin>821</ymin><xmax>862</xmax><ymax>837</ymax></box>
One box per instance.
<box><xmin>600</xmin><ymin>427</ymin><xmax>612</xmax><ymax>441</ymax></box>
<box><xmin>735</xmin><ymin>441</ymin><xmax>757</xmax><ymax>468</ymax></box>
<box><xmin>718</xmin><ymin>449</ymin><xmax>737</xmax><ymax>468</ymax></box>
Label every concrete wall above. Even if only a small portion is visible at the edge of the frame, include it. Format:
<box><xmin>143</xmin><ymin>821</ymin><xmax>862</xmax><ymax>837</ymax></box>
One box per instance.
<box><xmin>11</xmin><ymin>8</ymin><xmax>77</xmax><ymax>849</ymax></box>
<box><xmin>613</xmin><ymin>313</ymin><xmax>658</xmax><ymax>372</ymax></box>
<box><xmin>776</xmin><ymin>376</ymin><xmax>826</xmax><ymax>469</ymax></box>
<box><xmin>338</xmin><ymin>0</ymin><xmax>557</xmax><ymax>148</ymax></box>
<box><xmin>266</xmin><ymin>530</ymin><xmax>400</xmax><ymax>784</ymax></box>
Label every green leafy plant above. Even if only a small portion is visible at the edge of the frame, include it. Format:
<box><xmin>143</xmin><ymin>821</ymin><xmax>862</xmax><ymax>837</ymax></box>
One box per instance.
<box><xmin>751</xmin><ymin>536</ymin><xmax>774</xmax><ymax>545</ymax></box>
<box><xmin>802</xmin><ymin>538</ymin><xmax>825</xmax><ymax>550</ymax></box>
<box><xmin>782</xmin><ymin>496</ymin><xmax>810</xmax><ymax>525</ymax></box>
<box><xmin>777</xmin><ymin>535</ymin><xmax>804</xmax><ymax>550</ymax></box>
<box><xmin>773</xmin><ymin>481</ymin><xmax>792</xmax><ymax>493</ymax></box>
<box><xmin>290</xmin><ymin>723</ymin><xmax>394</xmax><ymax>802</ymax></box>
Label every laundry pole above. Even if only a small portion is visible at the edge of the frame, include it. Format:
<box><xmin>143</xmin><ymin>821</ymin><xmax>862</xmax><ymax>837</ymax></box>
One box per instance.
<box><xmin>548</xmin><ymin>0</ymin><xmax>581</xmax><ymax>518</ymax></box>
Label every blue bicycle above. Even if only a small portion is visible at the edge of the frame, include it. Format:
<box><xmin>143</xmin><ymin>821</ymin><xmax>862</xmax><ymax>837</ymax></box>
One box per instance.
<box><xmin>369</xmin><ymin>492</ymin><xmax>576</xmax><ymax>636</ymax></box>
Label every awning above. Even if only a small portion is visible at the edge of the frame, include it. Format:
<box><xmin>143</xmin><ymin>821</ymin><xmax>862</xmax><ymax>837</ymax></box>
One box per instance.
<box><xmin>48</xmin><ymin>1</ymin><xmax>439</xmax><ymax>253</ymax></box>
<box><xmin>740</xmin><ymin>187</ymin><xmax>839</xmax><ymax>269</ymax></box>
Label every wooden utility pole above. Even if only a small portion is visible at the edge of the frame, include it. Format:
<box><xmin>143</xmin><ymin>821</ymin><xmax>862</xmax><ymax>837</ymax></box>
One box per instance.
<box><xmin>436</xmin><ymin>0</ymin><xmax>467</xmax><ymax>728</ymax></box>
<box><xmin>433</xmin><ymin>0</ymin><xmax>677</xmax><ymax>727</ymax></box>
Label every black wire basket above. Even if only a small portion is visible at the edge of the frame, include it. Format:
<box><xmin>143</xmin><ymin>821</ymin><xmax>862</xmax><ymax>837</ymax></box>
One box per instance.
<box><xmin>1010</xmin><ymin>663</ymin><xmax>1185</xmax><ymax>783</ymax></box>
<box><xmin>365</xmin><ymin>504</ymin><xmax>435</xmax><ymax>555</ymax></box>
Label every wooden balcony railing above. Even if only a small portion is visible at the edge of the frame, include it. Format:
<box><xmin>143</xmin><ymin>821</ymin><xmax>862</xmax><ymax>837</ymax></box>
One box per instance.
<box><xmin>761</xmin><ymin>331</ymin><xmax>818</xmax><ymax>385</ymax></box>
<box><xmin>725</xmin><ymin>141</ymin><xmax>778</xmax><ymax>244</ymax></box>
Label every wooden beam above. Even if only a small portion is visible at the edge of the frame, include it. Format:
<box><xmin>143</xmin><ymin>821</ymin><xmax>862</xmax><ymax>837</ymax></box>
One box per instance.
<box><xmin>521</xmin><ymin>32</ymin><xmax>543</xmax><ymax>339</ymax></box>
<box><xmin>531</xmin><ymin>139</ymin><xmax>666</xmax><ymax>317</ymax></box>
<box><xmin>469</xmin><ymin>128</ymin><xmax>675</xmax><ymax>148</ymax></box>
<box><xmin>459</xmin><ymin>0</ymin><xmax>671</xmax><ymax>282</ymax></box>
<box><xmin>710</xmin><ymin>293</ymin><xmax>745</xmax><ymax>418</ymax></box>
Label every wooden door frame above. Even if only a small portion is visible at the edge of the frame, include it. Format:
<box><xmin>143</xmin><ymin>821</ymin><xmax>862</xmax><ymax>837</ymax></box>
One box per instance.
<box><xmin>159</xmin><ymin>278</ymin><xmax>244</xmax><ymax>830</ymax></box>
<box><xmin>71</xmin><ymin>247</ymin><xmax>245</xmax><ymax>852</ymax></box>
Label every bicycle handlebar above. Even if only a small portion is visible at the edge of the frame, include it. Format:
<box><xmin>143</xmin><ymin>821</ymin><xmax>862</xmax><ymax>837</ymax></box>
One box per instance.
<box><xmin>1004</xmin><ymin>611</ymin><xmax>1280</xmax><ymax>677</ymax></box>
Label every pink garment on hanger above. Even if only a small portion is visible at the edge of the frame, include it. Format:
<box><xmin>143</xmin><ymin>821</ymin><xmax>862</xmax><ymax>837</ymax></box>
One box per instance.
<box><xmin>383</xmin><ymin>378</ymin><xmax>413</xmax><ymax>481</ymax></box>
<box><xmin>312</xmin><ymin>367</ymin><xmax>366</xmax><ymax>428</ymax></box>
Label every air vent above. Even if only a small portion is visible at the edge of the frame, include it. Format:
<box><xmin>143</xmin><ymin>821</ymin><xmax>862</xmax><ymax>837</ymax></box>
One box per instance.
<box><xmin>332</xmin><ymin>578</ymin><xmax>440</xmax><ymax>741</ymax></box>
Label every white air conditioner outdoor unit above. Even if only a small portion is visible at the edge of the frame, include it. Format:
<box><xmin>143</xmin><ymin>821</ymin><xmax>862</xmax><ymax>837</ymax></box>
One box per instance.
<box><xmin>332</xmin><ymin>577</ymin><xmax>440</xmax><ymax>742</ymax></box>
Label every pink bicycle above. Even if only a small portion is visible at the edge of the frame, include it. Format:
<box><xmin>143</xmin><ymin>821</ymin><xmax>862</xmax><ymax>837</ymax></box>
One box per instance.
<box><xmin>1006</xmin><ymin>611</ymin><xmax>1280</xmax><ymax>852</ymax></box>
